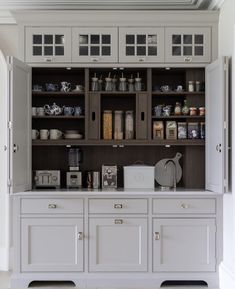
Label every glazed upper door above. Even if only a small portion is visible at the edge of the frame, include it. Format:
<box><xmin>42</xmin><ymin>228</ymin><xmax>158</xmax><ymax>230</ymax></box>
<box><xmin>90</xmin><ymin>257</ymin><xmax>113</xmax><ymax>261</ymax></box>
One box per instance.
<box><xmin>165</xmin><ymin>27</ymin><xmax>211</xmax><ymax>63</ymax></box>
<box><xmin>206</xmin><ymin>57</ymin><xmax>229</xmax><ymax>193</ymax></box>
<box><xmin>8</xmin><ymin>57</ymin><xmax>31</xmax><ymax>193</ymax></box>
<box><xmin>25</xmin><ymin>27</ymin><xmax>71</xmax><ymax>63</ymax></box>
<box><xmin>89</xmin><ymin>217</ymin><xmax>148</xmax><ymax>272</ymax></box>
<box><xmin>21</xmin><ymin>218</ymin><xmax>84</xmax><ymax>272</ymax></box>
<box><xmin>153</xmin><ymin>218</ymin><xmax>216</xmax><ymax>272</ymax></box>
<box><xmin>119</xmin><ymin>27</ymin><xmax>164</xmax><ymax>63</ymax></box>
<box><xmin>72</xmin><ymin>27</ymin><xmax>118</xmax><ymax>63</ymax></box>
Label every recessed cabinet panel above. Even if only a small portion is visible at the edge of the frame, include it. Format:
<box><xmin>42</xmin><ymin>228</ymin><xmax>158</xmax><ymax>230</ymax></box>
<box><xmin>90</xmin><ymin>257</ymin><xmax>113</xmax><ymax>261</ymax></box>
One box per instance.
<box><xmin>72</xmin><ymin>28</ymin><xmax>118</xmax><ymax>63</ymax></box>
<box><xmin>119</xmin><ymin>27</ymin><xmax>164</xmax><ymax>63</ymax></box>
<box><xmin>165</xmin><ymin>27</ymin><xmax>211</xmax><ymax>63</ymax></box>
<box><xmin>89</xmin><ymin>218</ymin><xmax>147</xmax><ymax>272</ymax></box>
<box><xmin>25</xmin><ymin>27</ymin><xmax>71</xmax><ymax>63</ymax></box>
<box><xmin>153</xmin><ymin>218</ymin><xmax>216</xmax><ymax>272</ymax></box>
<box><xmin>21</xmin><ymin>218</ymin><xmax>84</xmax><ymax>272</ymax></box>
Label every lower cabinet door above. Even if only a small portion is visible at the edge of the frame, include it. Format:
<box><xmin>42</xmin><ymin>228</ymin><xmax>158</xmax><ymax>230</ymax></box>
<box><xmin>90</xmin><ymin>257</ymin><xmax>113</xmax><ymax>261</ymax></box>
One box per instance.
<box><xmin>153</xmin><ymin>218</ymin><xmax>216</xmax><ymax>272</ymax></box>
<box><xmin>21</xmin><ymin>218</ymin><xmax>84</xmax><ymax>272</ymax></box>
<box><xmin>89</xmin><ymin>217</ymin><xmax>148</xmax><ymax>272</ymax></box>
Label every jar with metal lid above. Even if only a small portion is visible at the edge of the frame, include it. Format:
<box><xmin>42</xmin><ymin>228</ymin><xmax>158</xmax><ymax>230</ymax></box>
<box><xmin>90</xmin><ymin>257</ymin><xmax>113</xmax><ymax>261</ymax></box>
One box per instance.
<box><xmin>182</xmin><ymin>99</ymin><xmax>189</xmax><ymax>115</ymax></box>
<box><xmin>105</xmin><ymin>77</ymin><xmax>112</xmax><ymax>91</ymax></box>
<box><xmin>188</xmin><ymin>81</ymin><xmax>194</xmax><ymax>92</ymax></box>
<box><xmin>119</xmin><ymin>77</ymin><xmax>127</xmax><ymax>91</ymax></box>
<box><xmin>125</xmin><ymin>111</ymin><xmax>134</xmax><ymax>139</ymax></box>
<box><xmin>174</xmin><ymin>102</ymin><xmax>181</xmax><ymax>115</ymax></box>
<box><xmin>189</xmin><ymin>107</ymin><xmax>198</xmax><ymax>116</ymax></box>
<box><xmin>199</xmin><ymin>107</ymin><xmax>205</xmax><ymax>116</ymax></box>
<box><xmin>195</xmin><ymin>81</ymin><xmax>201</xmax><ymax>92</ymax></box>
<box><xmin>91</xmin><ymin>77</ymin><xmax>99</xmax><ymax>91</ymax></box>
<box><xmin>114</xmin><ymin>110</ymin><xmax>124</xmax><ymax>140</ymax></box>
<box><xmin>103</xmin><ymin>110</ymin><xmax>112</xmax><ymax>140</ymax></box>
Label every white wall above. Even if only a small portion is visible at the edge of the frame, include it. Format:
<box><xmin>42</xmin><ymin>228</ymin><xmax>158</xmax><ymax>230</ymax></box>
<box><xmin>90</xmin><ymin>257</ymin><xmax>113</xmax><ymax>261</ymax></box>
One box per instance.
<box><xmin>0</xmin><ymin>23</ymin><xmax>17</xmax><ymax>270</ymax></box>
<box><xmin>218</xmin><ymin>0</ymin><xmax>235</xmax><ymax>288</ymax></box>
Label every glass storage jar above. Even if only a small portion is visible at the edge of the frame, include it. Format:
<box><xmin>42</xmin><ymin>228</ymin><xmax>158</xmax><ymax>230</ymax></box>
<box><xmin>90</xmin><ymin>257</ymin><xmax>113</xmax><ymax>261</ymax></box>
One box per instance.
<box><xmin>91</xmin><ymin>77</ymin><xmax>99</xmax><ymax>91</ymax></box>
<box><xmin>199</xmin><ymin>107</ymin><xmax>205</xmax><ymax>116</ymax></box>
<box><xmin>105</xmin><ymin>77</ymin><xmax>112</xmax><ymax>91</ymax></box>
<box><xmin>114</xmin><ymin>110</ymin><xmax>124</xmax><ymax>140</ymax></box>
<box><xmin>125</xmin><ymin>111</ymin><xmax>134</xmax><ymax>139</ymax></box>
<box><xmin>174</xmin><ymin>102</ymin><xmax>182</xmax><ymax>115</ymax></box>
<box><xmin>189</xmin><ymin>107</ymin><xmax>198</xmax><ymax>116</ymax></box>
<box><xmin>103</xmin><ymin>110</ymin><xmax>112</xmax><ymax>140</ymax></box>
<box><xmin>182</xmin><ymin>99</ymin><xmax>189</xmax><ymax>115</ymax></box>
<box><xmin>119</xmin><ymin>77</ymin><xmax>127</xmax><ymax>91</ymax></box>
<box><xmin>134</xmin><ymin>77</ymin><xmax>142</xmax><ymax>91</ymax></box>
<box><xmin>188</xmin><ymin>80</ymin><xmax>194</xmax><ymax>92</ymax></box>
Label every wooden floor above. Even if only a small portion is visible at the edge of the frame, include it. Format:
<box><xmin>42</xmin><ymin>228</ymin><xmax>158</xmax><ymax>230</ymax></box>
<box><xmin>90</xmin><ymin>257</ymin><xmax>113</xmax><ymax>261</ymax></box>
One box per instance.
<box><xmin>0</xmin><ymin>272</ymin><xmax>219</xmax><ymax>289</ymax></box>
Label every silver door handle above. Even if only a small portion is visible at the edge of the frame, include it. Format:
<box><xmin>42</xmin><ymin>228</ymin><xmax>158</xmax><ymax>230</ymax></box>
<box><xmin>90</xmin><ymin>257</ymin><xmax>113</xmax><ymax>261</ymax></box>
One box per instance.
<box><xmin>216</xmin><ymin>144</ymin><xmax>222</xmax><ymax>152</ymax></box>
<box><xmin>77</xmin><ymin>232</ymin><xmax>83</xmax><ymax>240</ymax></box>
<box><xmin>154</xmin><ymin>232</ymin><xmax>160</xmax><ymax>240</ymax></box>
<box><xmin>114</xmin><ymin>204</ymin><xmax>123</xmax><ymax>209</ymax></box>
<box><xmin>114</xmin><ymin>219</ymin><xmax>123</xmax><ymax>224</ymax></box>
<box><xmin>181</xmin><ymin>203</ymin><xmax>189</xmax><ymax>209</ymax></box>
<box><xmin>48</xmin><ymin>204</ymin><xmax>57</xmax><ymax>209</ymax></box>
<box><xmin>44</xmin><ymin>57</ymin><xmax>53</xmax><ymax>62</ymax></box>
<box><xmin>13</xmin><ymin>144</ymin><xmax>19</xmax><ymax>153</ymax></box>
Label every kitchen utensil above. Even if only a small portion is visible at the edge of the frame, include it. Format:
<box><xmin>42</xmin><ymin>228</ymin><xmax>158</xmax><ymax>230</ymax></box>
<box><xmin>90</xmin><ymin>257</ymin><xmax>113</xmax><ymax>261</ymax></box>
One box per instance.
<box><xmin>61</xmin><ymin>81</ymin><xmax>71</xmax><ymax>92</ymax></box>
<box><xmin>66</xmin><ymin>172</ymin><xmax>82</xmax><ymax>189</ymax></box>
<box><xmin>44</xmin><ymin>103</ymin><xmax>62</xmax><ymax>116</ymax></box>
<box><xmin>49</xmin><ymin>129</ymin><xmax>63</xmax><ymax>140</ymax></box>
<box><xmin>124</xmin><ymin>165</ymin><xmax>155</xmax><ymax>189</ymax></box>
<box><xmin>34</xmin><ymin>170</ymin><xmax>60</xmax><ymax>189</ymax></box>
<box><xmin>155</xmin><ymin>153</ymin><xmax>182</xmax><ymax>188</ymax></box>
<box><xmin>32</xmin><ymin>129</ymin><xmax>39</xmax><ymax>140</ymax></box>
<box><xmin>39</xmin><ymin>129</ymin><xmax>49</xmax><ymax>140</ymax></box>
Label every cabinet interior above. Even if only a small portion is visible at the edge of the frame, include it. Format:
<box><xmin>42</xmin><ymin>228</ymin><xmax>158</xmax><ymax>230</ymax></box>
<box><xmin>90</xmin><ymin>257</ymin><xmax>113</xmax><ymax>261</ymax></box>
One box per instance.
<box><xmin>32</xmin><ymin>67</ymin><xmax>206</xmax><ymax>190</ymax></box>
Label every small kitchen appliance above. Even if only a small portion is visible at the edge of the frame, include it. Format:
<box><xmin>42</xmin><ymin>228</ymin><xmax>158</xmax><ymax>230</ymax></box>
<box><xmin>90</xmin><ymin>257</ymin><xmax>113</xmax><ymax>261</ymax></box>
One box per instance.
<box><xmin>34</xmin><ymin>170</ymin><xmax>60</xmax><ymax>189</ymax></box>
<box><xmin>66</xmin><ymin>148</ymin><xmax>83</xmax><ymax>188</ymax></box>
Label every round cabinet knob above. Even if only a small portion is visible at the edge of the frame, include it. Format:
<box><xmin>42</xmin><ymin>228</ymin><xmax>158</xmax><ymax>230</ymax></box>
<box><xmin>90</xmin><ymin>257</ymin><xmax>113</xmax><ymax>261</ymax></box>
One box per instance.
<box><xmin>114</xmin><ymin>204</ymin><xmax>123</xmax><ymax>209</ymax></box>
<box><xmin>114</xmin><ymin>219</ymin><xmax>123</xmax><ymax>224</ymax></box>
<box><xmin>77</xmin><ymin>232</ymin><xmax>83</xmax><ymax>240</ymax></box>
<box><xmin>48</xmin><ymin>204</ymin><xmax>57</xmax><ymax>209</ymax></box>
<box><xmin>181</xmin><ymin>203</ymin><xmax>189</xmax><ymax>209</ymax></box>
<box><xmin>154</xmin><ymin>232</ymin><xmax>160</xmax><ymax>240</ymax></box>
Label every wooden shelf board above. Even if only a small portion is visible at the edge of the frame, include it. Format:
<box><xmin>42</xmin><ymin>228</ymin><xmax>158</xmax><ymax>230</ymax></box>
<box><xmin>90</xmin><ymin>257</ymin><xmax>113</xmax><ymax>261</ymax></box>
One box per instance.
<box><xmin>152</xmin><ymin>115</ymin><xmax>205</xmax><ymax>119</ymax></box>
<box><xmin>32</xmin><ymin>139</ymin><xmax>205</xmax><ymax>146</ymax></box>
<box><xmin>32</xmin><ymin>91</ymin><xmax>85</xmax><ymax>96</ymax></box>
<box><xmin>89</xmin><ymin>91</ymin><xmax>147</xmax><ymax>94</ymax></box>
<box><xmin>152</xmin><ymin>91</ymin><xmax>205</xmax><ymax>96</ymax></box>
<box><xmin>32</xmin><ymin>115</ymin><xmax>85</xmax><ymax>119</ymax></box>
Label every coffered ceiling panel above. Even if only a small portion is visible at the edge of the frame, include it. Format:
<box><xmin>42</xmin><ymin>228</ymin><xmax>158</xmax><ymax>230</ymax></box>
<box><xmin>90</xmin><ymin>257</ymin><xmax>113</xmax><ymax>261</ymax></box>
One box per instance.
<box><xmin>0</xmin><ymin>0</ymin><xmax>224</xmax><ymax>10</ymax></box>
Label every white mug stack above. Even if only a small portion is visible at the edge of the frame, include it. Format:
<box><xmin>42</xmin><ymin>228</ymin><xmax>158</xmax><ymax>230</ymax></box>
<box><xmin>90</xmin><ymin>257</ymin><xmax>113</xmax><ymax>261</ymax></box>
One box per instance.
<box><xmin>49</xmin><ymin>129</ymin><xmax>63</xmax><ymax>140</ymax></box>
<box><xmin>32</xmin><ymin>107</ymin><xmax>45</xmax><ymax>116</ymax></box>
<box><xmin>32</xmin><ymin>129</ymin><xmax>63</xmax><ymax>140</ymax></box>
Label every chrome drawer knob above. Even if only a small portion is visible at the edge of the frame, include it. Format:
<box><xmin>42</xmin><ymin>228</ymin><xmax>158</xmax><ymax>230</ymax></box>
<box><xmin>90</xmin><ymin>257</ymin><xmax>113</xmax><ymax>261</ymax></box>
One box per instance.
<box><xmin>114</xmin><ymin>219</ymin><xmax>123</xmax><ymax>224</ymax></box>
<box><xmin>77</xmin><ymin>232</ymin><xmax>83</xmax><ymax>240</ymax></box>
<box><xmin>154</xmin><ymin>232</ymin><xmax>160</xmax><ymax>240</ymax></box>
<box><xmin>181</xmin><ymin>203</ymin><xmax>189</xmax><ymax>209</ymax></box>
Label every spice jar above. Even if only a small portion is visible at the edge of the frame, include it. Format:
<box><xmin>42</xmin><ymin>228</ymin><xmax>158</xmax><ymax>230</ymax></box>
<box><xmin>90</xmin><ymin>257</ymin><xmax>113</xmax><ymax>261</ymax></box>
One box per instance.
<box><xmin>125</xmin><ymin>111</ymin><xmax>134</xmax><ymax>139</ymax></box>
<box><xmin>134</xmin><ymin>77</ymin><xmax>142</xmax><ymax>91</ymax></box>
<box><xmin>199</xmin><ymin>107</ymin><xmax>205</xmax><ymax>116</ymax></box>
<box><xmin>105</xmin><ymin>77</ymin><xmax>112</xmax><ymax>91</ymax></box>
<box><xmin>195</xmin><ymin>81</ymin><xmax>201</xmax><ymax>92</ymax></box>
<box><xmin>112</xmin><ymin>77</ymin><xmax>117</xmax><ymax>91</ymax></box>
<box><xmin>174</xmin><ymin>102</ymin><xmax>181</xmax><ymax>115</ymax></box>
<box><xmin>103</xmin><ymin>110</ymin><xmax>112</xmax><ymax>140</ymax></box>
<box><xmin>119</xmin><ymin>77</ymin><xmax>127</xmax><ymax>91</ymax></box>
<box><xmin>128</xmin><ymin>78</ymin><xmax>135</xmax><ymax>92</ymax></box>
<box><xmin>98</xmin><ymin>77</ymin><xmax>103</xmax><ymax>91</ymax></box>
<box><xmin>114</xmin><ymin>110</ymin><xmax>124</xmax><ymax>140</ymax></box>
<box><xmin>91</xmin><ymin>77</ymin><xmax>99</xmax><ymax>91</ymax></box>
<box><xmin>188</xmin><ymin>81</ymin><xmax>194</xmax><ymax>92</ymax></box>
<box><xmin>189</xmin><ymin>107</ymin><xmax>198</xmax><ymax>116</ymax></box>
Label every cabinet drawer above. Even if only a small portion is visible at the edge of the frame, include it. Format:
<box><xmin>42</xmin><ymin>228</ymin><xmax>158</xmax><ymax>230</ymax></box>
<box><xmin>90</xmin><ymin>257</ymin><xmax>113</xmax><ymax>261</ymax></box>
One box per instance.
<box><xmin>21</xmin><ymin>198</ymin><xmax>83</xmax><ymax>214</ymax></box>
<box><xmin>89</xmin><ymin>199</ymin><xmax>148</xmax><ymax>214</ymax></box>
<box><xmin>153</xmin><ymin>198</ymin><xmax>216</xmax><ymax>214</ymax></box>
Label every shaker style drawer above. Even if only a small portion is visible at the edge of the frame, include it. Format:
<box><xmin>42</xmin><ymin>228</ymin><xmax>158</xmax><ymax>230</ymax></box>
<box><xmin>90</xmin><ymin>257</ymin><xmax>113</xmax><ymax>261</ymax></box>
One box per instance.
<box><xmin>153</xmin><ymin>198</ymin><xmax>216</xmax><ymax>214</ymax></box>
<box><xmin>89</xmin><ymin>199</ymin><xmax>148</xmax><ymax>214</ymax></box>
<box><xmin>21</xmin><ymin>198</ymin><xmax>83</xmax><ymax>214</ymax></box>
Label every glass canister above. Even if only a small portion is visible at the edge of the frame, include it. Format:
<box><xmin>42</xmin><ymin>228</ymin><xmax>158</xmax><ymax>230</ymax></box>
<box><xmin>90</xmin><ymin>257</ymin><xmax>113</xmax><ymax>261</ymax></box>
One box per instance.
<box><xmin>188</xmin><ymin>80</ymin><xmax>195</xmax><ymax>92</ymax></box>
<box><xmin>119</xmin><ymin>77</ymin><xmax>127</xmax><ymax>91</ymax></box>
<box><xmin>182</xmin><ymin>99</ymin><xmax>190</xmax><ymax>115</ymax></box>
<box><xmin>199</xmin><ymin>107</ymin><xmax>206</xmax><ymax>116</ymax></box>
<box><xmin>105</xmin><ymin>77</ymin><xmax>113</xmax><ymax>91</ymax></box>
<box><xmin>114</xmin><ymin>110</ymin><xmax>124</xmax><ymax>140</ymax></box>
<box><xmin>125</xmin><ymin>111</ymin><xmax>134</xmax><ymax>139</ymax></box>
<box><xmin>134</xmin><ymin>77</ymin><xmax>142</xmax><ymax>91</ymax></box>
<box><xmin>174</xmin><ymin>102</ymin><xmax>182</xmax><ymax>115</ymax></box>
<box><xmin>128</xmin><ymin>78</ymin><xmax>135</xmax><ymax>92</ymax></box>
<box><xmin>195</xmin><ymin>81</ymin><xmax>201</xmax><ymax>92</ymax></box>
<box><xmin>112</xmin><ymin>77</ymin><xmax>117</xmax><ymax>91</ymax></box>
<box><xmin>189</xmin><ymin>107</ymin><xmax>198</xmax><ymax>116</ymax></box>
<box><xmin>98</xmin><ymin>77</ymin><xmax>103</xmax><ymax>91</ymax></box>
<box><xmin>91</xmin><ymin>77</ymin><xmax>99</xmax><ymax>91</ymax></box>
<box><xmin>103</xmin><ymin>110</ymin><xmax>112</xmax><ymax>140</ymax></box>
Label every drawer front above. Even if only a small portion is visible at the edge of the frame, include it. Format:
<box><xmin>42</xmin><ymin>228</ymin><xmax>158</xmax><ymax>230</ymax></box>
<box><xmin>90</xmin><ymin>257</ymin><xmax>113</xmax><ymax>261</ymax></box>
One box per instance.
<box><xmin>21</xmin><ymin>198</ymin><xmax>83</xmax><ymax>214</ymax></box>
<box><xmin>153</xmin><ymin>198</ymin><xmax>216</xmax><ymax>214</ymax></box>
<box><xmin>89</xmin><ymin>199</ymin><xmax>148</xmax><ymax>214</ymax></box>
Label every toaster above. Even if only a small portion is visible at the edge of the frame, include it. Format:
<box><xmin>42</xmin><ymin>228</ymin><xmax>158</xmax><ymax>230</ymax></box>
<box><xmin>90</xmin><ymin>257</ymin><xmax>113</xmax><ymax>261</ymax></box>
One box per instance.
<box><xmin>34</xmin><ymin>170</ymin><xmax>60</xmax><ymax>189</ymax></box>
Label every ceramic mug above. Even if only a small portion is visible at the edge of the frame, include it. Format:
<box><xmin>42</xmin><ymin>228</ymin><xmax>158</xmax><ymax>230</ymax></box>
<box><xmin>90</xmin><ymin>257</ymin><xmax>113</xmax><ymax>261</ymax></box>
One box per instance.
<box><xmin>63</xmin><ymin>106</ymin><xmax>74</xmax><ymax>116</ymax></box>
<box><xmin>33</xmin><ymin>84</ymin><xmax>43</xmax><ymax>92</ymax></box>
<box><xmin>32</xmin><ymin>107</ymin><xmax>37</xmax><ymax>116</ymax></box>
<box><xmin>40</xmin><ymin>129</ymin><xmax>49</xmax><ymax>140</ymax></box>
<box><xmin>74</xmin><ymin>106</ymin><xmax>82</xmax><ymax>116</ymax></box>
<box><xmin>37</xmin><ymin>107</ymin><xmax>45</xmax><ymax>116</ymax></box>
<box><xmin>49</xmin><ymin>129</ymin><xmax>63</xmax><ymax>140</ymax></box>
<box><xmin>32</xmin><ymin>129</ymin><xmax>39</xmax><ymax>140</ymax></box>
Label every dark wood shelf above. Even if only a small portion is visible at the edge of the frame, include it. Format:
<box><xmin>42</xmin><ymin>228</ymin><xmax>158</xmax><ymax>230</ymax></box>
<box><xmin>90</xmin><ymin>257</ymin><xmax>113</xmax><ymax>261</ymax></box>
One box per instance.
<box><xmin>89</xmin><ymin>91</ymin><xmax>147</xmax><ymax>94</ymax></box>
<box><xmin>152</xmin><ymin>91</ymin><xmax>205</xmax><ymax>96</ymax></box>
<box><xmin>152</xmin><ymin>115</ymin><xmax>205</xmax><ymax>119</ymax></box>
<box><xmin>32</xmin><ymin>91</ymin><xmax>85</xmax><ymax>96</ymax></box>
<box><xmin>32</xmin><ymin>115</ymin><xmax>85</xmax><ymax>119</ymax></box>
<box><xmin>32</xmin><ymin>139</ymin><xmax>205</xmax><ymax>146</ymax></box>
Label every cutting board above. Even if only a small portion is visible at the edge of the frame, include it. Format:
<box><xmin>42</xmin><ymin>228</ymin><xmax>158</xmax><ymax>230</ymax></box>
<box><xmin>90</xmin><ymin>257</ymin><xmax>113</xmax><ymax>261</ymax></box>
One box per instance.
<box><xmin>155</xmin><ymin>152</ymin><xmax>182</xmax><ymax>187</ymax></box>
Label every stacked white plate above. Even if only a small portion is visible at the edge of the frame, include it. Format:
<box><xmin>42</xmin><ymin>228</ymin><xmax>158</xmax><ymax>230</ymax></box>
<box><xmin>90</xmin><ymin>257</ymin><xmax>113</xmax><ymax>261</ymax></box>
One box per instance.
<box><xmin>64</xmin><ymin>130</ymin><xmax>83</xmax><ymax>139</ymax></box>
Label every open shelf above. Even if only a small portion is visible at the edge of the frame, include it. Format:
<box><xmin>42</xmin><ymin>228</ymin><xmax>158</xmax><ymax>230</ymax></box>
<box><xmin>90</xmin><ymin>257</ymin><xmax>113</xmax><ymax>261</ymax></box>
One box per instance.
<box><xmin>152</xmin><ymin>115</ymin><xmax>205</xmax><ymax>119</ymax></box>
<box><xmin>32</xmin><ymin>91</ymin><xmax>85</xmax><ymax>97</ymax></box>
<box><xmin>32</xmin><ymin>139</ymin><xmax>205</xmax><ymax>146</ymax></box>
<box><xmin>32</xmin><ymin>115</ymin><xmax>85</xmax><ymax>119</ymax></box>
<box><xmin>152</xmin><ymin>91</ymin><xmax>205</xmax><ymax>96</ymax></box>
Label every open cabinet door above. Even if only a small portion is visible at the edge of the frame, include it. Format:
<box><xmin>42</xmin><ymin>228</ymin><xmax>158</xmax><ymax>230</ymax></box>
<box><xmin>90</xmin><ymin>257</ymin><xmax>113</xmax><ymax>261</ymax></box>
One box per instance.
<box><xmin>7</xmin><ymin>57</ymin><xmax>31</xmax><ymax>193</ymax></box>
<box><xmin>206</xmin><ymin>57</ymin><xmax>229</xmax><ymax>194</ymax></box>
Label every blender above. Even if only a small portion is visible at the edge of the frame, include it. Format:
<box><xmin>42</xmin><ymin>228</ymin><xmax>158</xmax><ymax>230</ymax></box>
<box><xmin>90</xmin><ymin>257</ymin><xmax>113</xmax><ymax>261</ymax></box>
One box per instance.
<box><xmin>66</xmin><ymin>147</ymin><xmax>83</xmax><ymax>189</ymax></box>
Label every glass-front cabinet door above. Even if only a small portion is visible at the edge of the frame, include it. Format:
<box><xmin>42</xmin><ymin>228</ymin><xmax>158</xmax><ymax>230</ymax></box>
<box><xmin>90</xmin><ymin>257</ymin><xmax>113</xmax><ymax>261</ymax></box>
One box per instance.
<box><xmin>165</xmin><ymin>27</ymin><xmax>211</xmax><ymax>63</ymax></box>
<box><xmin>119</xmin><ymin>27</ymin><xmax>164</xmax><ymax>63</ymax></box>
<box><xmin>72</xmin><ymin>27</ymin><xmax>118</xmax><ymax>63</ymax></box>
<box><xmin>25</xmin><ymin>27</ymin><xmax>71</xmax><ymax>63</ymax></box>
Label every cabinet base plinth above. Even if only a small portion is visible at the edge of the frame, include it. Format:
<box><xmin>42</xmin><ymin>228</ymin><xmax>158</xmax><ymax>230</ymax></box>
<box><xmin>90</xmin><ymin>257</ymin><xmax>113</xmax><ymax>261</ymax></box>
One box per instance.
<box><xmin>10</xmin><ymin>272</ymin><xmax>219</xmax><ymax>289</ymax></box>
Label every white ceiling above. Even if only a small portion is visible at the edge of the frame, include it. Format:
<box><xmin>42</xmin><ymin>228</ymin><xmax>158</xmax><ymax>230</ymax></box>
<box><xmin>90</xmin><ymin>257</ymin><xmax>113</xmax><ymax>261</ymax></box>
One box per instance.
<box><xmin>0</xmin><ymin>0</ymin><xmax>225</xmax><ymax>10</ymax></box>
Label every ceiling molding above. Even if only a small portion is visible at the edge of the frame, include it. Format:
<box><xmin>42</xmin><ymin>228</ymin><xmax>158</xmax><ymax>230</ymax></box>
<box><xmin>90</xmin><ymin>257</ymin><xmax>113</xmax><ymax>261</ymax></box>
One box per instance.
<box><xmin>0</xmin><ymin>11</ymin><xmax>16</xmax><ymax>24</ymax></box>
<box><xmin>208</xmin><ymin>0</ymin><xmax>225</xmax><ymax>10</ymax></box>
<box><xmin>0</xmin><ymin>0</ymin><xmax>223</xmax><ymax>10</ymax></box>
